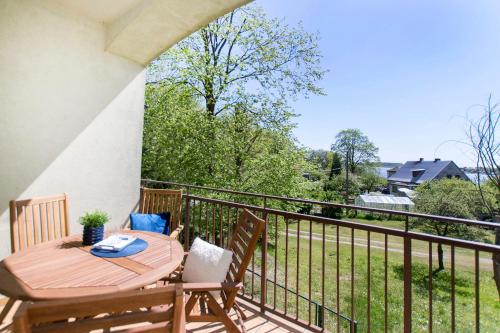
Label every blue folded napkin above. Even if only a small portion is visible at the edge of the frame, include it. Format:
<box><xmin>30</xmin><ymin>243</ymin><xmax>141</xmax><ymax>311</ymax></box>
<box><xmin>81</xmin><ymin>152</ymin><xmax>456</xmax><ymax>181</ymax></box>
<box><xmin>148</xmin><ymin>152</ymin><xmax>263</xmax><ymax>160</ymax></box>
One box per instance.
<box><xmin>130</xmin><ymin>212</ymin><xmax>171</xmax><ymax>235</ymax></box>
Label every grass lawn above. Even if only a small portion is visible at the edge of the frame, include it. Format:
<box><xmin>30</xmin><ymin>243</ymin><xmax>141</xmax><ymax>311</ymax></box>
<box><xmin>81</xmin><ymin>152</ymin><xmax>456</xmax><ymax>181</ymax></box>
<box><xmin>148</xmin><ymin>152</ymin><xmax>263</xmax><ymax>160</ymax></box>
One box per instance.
<box><xmin>242</xmin><ymin>219</ymin><xmax>499</xmax><ymax>333</ymax></box>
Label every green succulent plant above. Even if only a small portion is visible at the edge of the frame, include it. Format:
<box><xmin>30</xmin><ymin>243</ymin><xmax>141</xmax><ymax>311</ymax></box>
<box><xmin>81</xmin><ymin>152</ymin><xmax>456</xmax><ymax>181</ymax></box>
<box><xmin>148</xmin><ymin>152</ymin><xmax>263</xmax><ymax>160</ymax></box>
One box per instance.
<box><xmin>79</xmin><ymin>210</ymin><xmax>109</xmax><ymax>228</ymax></box>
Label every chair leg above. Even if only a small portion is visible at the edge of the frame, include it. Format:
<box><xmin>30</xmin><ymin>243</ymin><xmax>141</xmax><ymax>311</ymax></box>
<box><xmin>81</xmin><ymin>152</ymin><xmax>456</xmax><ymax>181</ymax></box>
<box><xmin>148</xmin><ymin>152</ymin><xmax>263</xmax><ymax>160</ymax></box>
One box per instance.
<box><xmin>206</xmin><ymin>294</ymin><xmax>241</xmax><ymax>333</ymax></box>
<box><xmin>233</xmin><ymin>301</ymin><xmax>247</xmax><ymax>321</ymax></box>
<box><xmin>0</xmin><ymin>299</ymin><xmax>16</xmax><ymax>324</ymax></box>
<box><xmin>234</xmin><ymin>304</ymin><xmax>247</xmax><ymax>333</ymax></box>
<box><xmin>185</xmin><ymin>293</ymin><xmax>200</xmax><ymax>318</ymax></box>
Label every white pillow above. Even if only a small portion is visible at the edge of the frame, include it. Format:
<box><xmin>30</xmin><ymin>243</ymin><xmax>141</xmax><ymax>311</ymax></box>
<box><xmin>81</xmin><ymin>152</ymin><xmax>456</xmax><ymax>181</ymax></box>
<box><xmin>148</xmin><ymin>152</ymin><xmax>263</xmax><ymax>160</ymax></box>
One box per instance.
<box><xmin>183</xmin><ymin>237</ymin><xmax>233</xmax><ymax>297</ymax></box>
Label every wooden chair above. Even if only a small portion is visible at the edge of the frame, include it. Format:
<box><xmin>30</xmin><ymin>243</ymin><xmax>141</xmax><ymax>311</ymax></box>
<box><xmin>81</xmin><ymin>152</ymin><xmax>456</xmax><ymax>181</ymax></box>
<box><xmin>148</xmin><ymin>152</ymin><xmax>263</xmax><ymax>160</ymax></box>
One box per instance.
<box><xmin>181</xmin><ymin>209</ymin><xmax>266</xmax><ymax>333</ymax></box>
<box><xmin>139</xmin><ymin>188</ymin><xmax>183</xmax><ymax>239</ymax></box>
<box><xmin>2</xmin><ymin>194</ymin><xmax>70</xmax><ymax>325</ymax></box>
<box><xmin>9</xmin><ymin>193</ymin><xmax>70</xmax><ymax>253</ymax></box>
<box><xmin>12</xmin><ymin>284</ymin><xmax>186</xmax><ymax>333</ymax></box>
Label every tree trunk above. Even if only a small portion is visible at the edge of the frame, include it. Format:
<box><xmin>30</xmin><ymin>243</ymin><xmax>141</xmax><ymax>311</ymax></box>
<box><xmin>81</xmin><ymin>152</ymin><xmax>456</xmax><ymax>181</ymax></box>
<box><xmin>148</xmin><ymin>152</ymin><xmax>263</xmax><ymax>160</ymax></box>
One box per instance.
<box><xmin>437</xmin><ymin>243</ymin><xmax>445</xmax><ymax>272</ymax></box>
<box><xmin>344</xmin><ymin>155</ymin><xmax>349</xmax><ymax>204</ymax></box>
<box><xmin>205</xmin><ymin>96</ymin><xmax>216</xmax><ymax>177</ymax></box>
<box><xmin>493</xmin><ymin>216</ymin><xmax>500</xmax><ymax>299</ymax></box>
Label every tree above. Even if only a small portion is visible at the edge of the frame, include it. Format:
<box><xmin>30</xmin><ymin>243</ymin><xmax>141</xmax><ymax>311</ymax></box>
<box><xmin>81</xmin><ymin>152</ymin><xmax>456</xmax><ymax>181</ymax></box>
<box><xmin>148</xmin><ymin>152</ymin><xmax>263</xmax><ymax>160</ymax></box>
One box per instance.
<box><xmin>413</xmin><ymin>178</ymin><xmax>493</xmax><ymax>272</ymax></box>
<box><xmin>466</xmin><ymin>94</ymin><xmax>500</xmax><ymax>296</ymax></box>
<box><xmin>328</xmin><ymin>152</ymin><xmax>342</xmax><ymax>180</ymax></box>
<box><xmin>331</xmin><ymin>129</ymin><xmax>379</xmax><ymax>174</ymax></box>
<box><xmin>323</xmin><ymin>173</ymin><xmax>361</xmax><ymax>198</ymax></box>
<box><xmin>330</xmin><ymin>129</ymin><xmax>378</xmax><ymax>202</ymax></box>
<box><xmin>305</xmin><ymin>149</ymin><xmax>330</xmax><ymax>171</ymax></box>
<box><xmin>359</xmin><ymin>170</ymin><xmax>387</xmax><ymax>193</ymax></box>
<box><xmin>142</xmin><ymin>84</ymin><xmax>214</xmax><ymax>185</ymax></box>
<box><xmin>149</xmin><ymin>4</ymin><xmax>326</xmax><ymax>176</ymax></box>
<box><xmin>142</xmin><ymin>83</ymin><xmax>309</xmax><ymax>198</ymax></box>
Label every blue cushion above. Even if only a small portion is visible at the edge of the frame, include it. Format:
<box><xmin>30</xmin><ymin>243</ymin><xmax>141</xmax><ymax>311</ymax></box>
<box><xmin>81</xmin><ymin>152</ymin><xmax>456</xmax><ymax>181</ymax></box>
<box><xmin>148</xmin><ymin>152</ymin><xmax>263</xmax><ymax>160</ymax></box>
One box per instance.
<box><xmin>130</xmin><ymin>212</ymin><xmax>171</xmax><ymax>235</ymax></box>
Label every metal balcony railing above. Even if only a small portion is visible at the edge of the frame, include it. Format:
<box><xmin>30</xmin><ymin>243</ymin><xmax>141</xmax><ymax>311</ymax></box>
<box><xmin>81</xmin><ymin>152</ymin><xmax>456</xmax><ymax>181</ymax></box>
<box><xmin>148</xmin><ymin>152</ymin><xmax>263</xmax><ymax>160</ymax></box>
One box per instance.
<box><xmin>141</xmin><ymin>179</ymin><xmax>500</xmax><ymax>333</ymax></box>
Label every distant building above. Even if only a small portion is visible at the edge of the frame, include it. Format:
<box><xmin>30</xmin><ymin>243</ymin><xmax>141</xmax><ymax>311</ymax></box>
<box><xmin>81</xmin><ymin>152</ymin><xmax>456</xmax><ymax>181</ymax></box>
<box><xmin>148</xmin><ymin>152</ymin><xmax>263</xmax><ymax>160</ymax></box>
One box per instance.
<box><xmin>387</xmin><ymin>158</ymin><xmax>469</xmax><ymax>194</ymax></box>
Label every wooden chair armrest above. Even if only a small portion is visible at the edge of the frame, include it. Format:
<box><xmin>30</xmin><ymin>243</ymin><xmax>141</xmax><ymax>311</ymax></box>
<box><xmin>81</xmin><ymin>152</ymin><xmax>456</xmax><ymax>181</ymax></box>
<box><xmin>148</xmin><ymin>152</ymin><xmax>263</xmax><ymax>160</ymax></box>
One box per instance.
<box><xmin>169</xmin><ymin>225</ymin><xmax>184</xmax><ymax>240</ymax></box>
<box><xmin>183</xmin><ymin>282</ymin><xmax>243</xmax><ymax>292</ymax></box>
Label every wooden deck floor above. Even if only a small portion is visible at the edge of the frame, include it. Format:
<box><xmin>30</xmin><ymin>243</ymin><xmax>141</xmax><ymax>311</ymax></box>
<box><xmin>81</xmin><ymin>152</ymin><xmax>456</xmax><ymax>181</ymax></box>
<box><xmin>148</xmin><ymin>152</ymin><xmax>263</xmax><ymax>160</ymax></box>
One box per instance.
<box><xmin>0</xmin><ymin>297</ymin><xmax>312</xmax><ymax>333</ymax></box>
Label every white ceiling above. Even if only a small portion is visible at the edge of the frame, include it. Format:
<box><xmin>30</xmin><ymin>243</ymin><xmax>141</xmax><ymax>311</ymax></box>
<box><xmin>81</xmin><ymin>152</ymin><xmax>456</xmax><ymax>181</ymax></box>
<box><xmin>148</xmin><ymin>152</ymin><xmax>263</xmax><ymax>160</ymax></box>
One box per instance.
<box><xmin>48</xmin><ymin>0</ymin><xmax>145</xmax><ymax>23</ymax></box>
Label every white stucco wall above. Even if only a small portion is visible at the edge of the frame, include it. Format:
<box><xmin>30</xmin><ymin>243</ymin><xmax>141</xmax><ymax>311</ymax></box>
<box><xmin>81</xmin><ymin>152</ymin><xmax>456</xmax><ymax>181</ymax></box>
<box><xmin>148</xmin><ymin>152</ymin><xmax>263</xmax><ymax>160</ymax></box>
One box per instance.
<box><xmin>0</xmin><ymin>0</ymin><xmax>145</xmax><ymax>259</ymax></box>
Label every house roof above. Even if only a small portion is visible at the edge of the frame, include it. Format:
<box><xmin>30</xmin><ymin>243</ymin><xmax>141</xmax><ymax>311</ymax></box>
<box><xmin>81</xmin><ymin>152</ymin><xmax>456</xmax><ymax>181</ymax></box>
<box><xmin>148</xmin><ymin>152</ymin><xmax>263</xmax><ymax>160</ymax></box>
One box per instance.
<box><xmin>387</xmin><ymin>160</ymin><xmax>457</xmax><ymax>184</ymax></box>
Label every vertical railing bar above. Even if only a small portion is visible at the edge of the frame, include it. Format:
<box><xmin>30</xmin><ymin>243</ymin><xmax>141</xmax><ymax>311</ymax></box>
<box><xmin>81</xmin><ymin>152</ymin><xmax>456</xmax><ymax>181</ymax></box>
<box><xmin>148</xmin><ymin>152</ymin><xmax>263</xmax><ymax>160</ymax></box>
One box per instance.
<box><xmin>475</xmin><ymin>250</ymin><xmax>480</xmax><ymax>333</ymax></box>
<box><xmin>226</xmin><ymin>206</ymin><xmax>230</xmax><ymax>247</ymax></box>
<box><xmin>190</xmin><ymin>199</ymin><xmax>196</xmax><ymax>240</ymax></box>
<box><xmin>219</xmin><ymin>204</ymin><xmax>224</xmax><ymax>247</ymax></box>
<box><xmin>274</xmin><ymin>213</ymin><xmax>278</xmax><ymax>310</ymax></box>
<box><xmin>296</xmin><ymin>219</ymin><xmax>300</xmax><ymax>319</ymax></box>
<box><xmin>383</xmin><ymin>233</ymin><xmax>388</xmax><ymax>333</ymax></box>
<box><xmin>403</xmin><ymin>235</ymin><xmax>412</xmax><ymax>333</ymax></box>
<box><xmin>205</xmin><ymin>201</ymin><xmax>209</xmax><ymax>241</ymax></box>
<box><xmin>350</xmin><ymin>228</ymin><xmax>355</xmax><ymax>333</ymax></box>
<box><xmin>251</xmin><ymin>241</ymin><xmax>255</xmax><ymax>300</ymax></box>
<box><xmin>260</xmin><ymin>197</ymin><xmax>268</xmax><ymax>312</ymax></box>
<box><xmin>451</xmin><ymin>245</ymin><xmax>455</xmax><ymax>333</ymax></box>
<box><xmin>285</xmin><ymin>217</ymin><xmax>289</xmax><ymax>315</ymax></box>
<box><xmin>308</xmin><ymin>219</ymin><xmax>312</xmax><ymax>325</ymax></box>
<box><xmin>367</xmin><ymin>231</ymin><xmax>371</xmax><ymax>333</ymax></box>
<box><xmin>183</xmin><ymin>195</ymin><xmax>190</xmax><ymax>251</ymax></box>
<box><xmin>197</xmin><ymin>199</ymin><xmax>202</xmax><ymax>240</ymax></box>
<box><xmin>322</xmin><ymin>223</ymin><xmax>325</xmax><ymax>331</ymax></box>
<box><xmin>238</xmin><ymin>208</ymin><xmax>246</xmax><ymax>296</ymax></box>
<box><xmin>212</xmin><ymin>204</ymin><xmax>216</xmax><ymax>245</ymax></box>
<box><xmin>336</xmin><ymin>225</ymin><xmax>340</xmax><ymax>333</ymax></box>
<box><xmin>428</xmin><ymin>242</ymin><xmax>433</xmax><ymax>333</ymax></box>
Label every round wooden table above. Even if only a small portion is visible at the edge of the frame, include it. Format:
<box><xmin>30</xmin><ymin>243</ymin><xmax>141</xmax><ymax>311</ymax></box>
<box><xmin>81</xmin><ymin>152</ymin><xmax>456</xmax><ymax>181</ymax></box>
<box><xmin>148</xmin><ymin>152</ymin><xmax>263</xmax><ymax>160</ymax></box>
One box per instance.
<box><xmin>0</xmin><ymin>230</ymin><xmax>184</xmax><ymax>301</ymax></box>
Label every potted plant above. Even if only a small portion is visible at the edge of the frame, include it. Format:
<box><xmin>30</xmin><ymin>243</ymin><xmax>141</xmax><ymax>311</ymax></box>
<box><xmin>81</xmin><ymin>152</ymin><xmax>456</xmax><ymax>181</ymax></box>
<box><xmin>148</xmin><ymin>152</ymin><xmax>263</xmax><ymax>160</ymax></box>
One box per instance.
<box><xmin>80</xmin><ymin>210</ymin><xmax>109</xmax><ymax>245</ymax></box>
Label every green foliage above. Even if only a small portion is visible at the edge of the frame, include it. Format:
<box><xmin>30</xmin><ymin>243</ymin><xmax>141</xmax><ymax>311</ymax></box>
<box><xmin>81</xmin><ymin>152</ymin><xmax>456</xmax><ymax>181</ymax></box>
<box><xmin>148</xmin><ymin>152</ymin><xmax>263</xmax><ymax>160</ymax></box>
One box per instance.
<box><xmin>319</xmin><ymin>190</ymin><xmax>344</xmax><ymax>218</ymax></box>
<box><xmin>413</xmin><ymin>178</ymin><xmax>491</xmax><ymax>241</ymax></box>
<box><xmin>149</xmin><ymin>4</ymin><xmax>325</xmax><ymax>122</ymax></box>
<box><xmin>304</xmin><ymin>149</ymin><xmax>330</xmax><ymax>181</ymax></box>
<box><xmin>142</xmin><ymin>83</ymin><xmax>310</xmax><ymax>198</ymax></box>
<box><xmin>142</xmin><ymin>84</ymin><xmax>212</xmax><ymax>184</ymax></box>
<box><xmin>323</xmin><ymin>172</ymin><xmax>361</xmax><ymax>198</ymax></box>
<box><xmin>331</xmin><ymin>128</ymin><xmax>379</xmax><ymax>173</ymax></box>
<box><xmin>329</xmin><ymin>152</ymin><xmax>342</xmax><ymax>178</ymax></box>
<box><xmin>79</xmin><ymin>210</ymin><xmax>109</xmax><ymax>228</ymax></box>
<box><xmin>359</xmin><ymin>169</ymin><xmax>387</xmax><ymax>193</ymax></box>
<box><xmin>143</xmin><ymin>4</ymin><xmax>325</xmax><ymax>200</ymax></box>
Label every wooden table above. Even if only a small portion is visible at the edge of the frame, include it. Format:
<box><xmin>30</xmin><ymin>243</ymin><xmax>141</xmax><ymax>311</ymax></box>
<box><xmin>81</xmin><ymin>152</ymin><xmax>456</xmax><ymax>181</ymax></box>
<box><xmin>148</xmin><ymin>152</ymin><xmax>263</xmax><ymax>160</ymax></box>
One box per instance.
<box><xmin>0</xmin><ymin>230</ymin><xmax>184</xmax><ymax>301</ymax></box>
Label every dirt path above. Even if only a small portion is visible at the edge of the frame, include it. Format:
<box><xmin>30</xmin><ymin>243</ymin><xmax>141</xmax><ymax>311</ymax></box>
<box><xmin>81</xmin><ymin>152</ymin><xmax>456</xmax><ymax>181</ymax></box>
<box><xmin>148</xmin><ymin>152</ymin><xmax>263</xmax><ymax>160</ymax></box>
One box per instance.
<box><xmin>283</xmin><ymin>230</ymin><xmax>493</xmax><ymax>269</ymax></box>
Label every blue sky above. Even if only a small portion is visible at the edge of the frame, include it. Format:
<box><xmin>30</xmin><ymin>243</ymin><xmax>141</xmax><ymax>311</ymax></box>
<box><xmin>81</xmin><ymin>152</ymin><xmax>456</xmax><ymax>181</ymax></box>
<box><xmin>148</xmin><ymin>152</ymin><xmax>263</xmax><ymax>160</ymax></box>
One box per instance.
<box><xmin>258</xmin><ymin>0</ymin><xmax>500</xmax><ymax>167</ymax></box>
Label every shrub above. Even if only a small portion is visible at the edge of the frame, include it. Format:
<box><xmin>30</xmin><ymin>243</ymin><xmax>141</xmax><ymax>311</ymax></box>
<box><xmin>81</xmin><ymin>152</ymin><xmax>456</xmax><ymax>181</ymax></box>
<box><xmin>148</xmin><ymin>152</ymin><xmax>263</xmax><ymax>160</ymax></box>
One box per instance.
<box><xmin>79</xmin><ymin>210</ymin><xmax>110</xmax><ymax>228</ymax></box>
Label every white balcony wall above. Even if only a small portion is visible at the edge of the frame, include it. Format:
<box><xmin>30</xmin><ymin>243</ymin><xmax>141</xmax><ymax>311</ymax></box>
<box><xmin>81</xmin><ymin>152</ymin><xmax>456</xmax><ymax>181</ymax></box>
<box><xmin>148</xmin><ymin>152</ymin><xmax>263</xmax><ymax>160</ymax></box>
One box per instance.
<box><xmin>0</xmin><ymin>0</ymin><xmax>145</xmax><ymax>258</ymax></box>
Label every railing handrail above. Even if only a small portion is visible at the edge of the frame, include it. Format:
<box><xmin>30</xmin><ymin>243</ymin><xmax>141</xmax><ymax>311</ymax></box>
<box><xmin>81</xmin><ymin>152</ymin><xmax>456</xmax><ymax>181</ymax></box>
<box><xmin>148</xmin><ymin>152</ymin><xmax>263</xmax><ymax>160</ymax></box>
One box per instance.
<box><xmin>141</xmin><ymin>179</ymin><xmax>500</xmax><ymax>230</ymax></box>
<box><xmin>186</xmin><ymin>194</ymin><xmax>500</xmax><ymax>254</ymax></box>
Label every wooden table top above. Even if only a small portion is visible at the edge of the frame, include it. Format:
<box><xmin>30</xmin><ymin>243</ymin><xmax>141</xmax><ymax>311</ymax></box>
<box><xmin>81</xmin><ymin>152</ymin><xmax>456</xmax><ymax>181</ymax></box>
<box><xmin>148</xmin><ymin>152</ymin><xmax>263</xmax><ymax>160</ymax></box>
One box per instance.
<box><xmin>0</xmin><ymin>230</ymin><xmax>184</xmax><ymax>301</ymax></box>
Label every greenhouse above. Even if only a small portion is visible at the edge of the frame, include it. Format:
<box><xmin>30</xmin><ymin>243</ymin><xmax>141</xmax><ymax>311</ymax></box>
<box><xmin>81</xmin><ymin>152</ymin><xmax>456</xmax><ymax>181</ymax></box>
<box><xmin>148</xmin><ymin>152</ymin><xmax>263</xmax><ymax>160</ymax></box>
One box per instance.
<box><xmin>355</xmin><ymin>194</ymin><xmax>415</xmax><ymax>211</ymax></box>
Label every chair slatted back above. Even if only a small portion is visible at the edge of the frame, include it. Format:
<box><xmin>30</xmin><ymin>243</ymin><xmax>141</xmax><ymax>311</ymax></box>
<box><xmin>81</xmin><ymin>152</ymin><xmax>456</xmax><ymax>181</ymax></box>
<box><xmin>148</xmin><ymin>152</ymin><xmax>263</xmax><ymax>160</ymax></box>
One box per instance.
<box><xmin>9</xmin><ymin>194</ymin><xmax>70</xmax><ymax>253</ymax></box>
<box><xmin>139</xmin><ymin>188</ymin><xmax>183</xmax><ymax>232</ymax></box>
<box><xmin>223</xmin><ymin>209</ymin><xmax>265</xmax><ymax>310</ymax></box>
<box><xmin>13</xmin><ymin>284</ymin><xmax>186</xmax><ymax>333</ymax></box>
